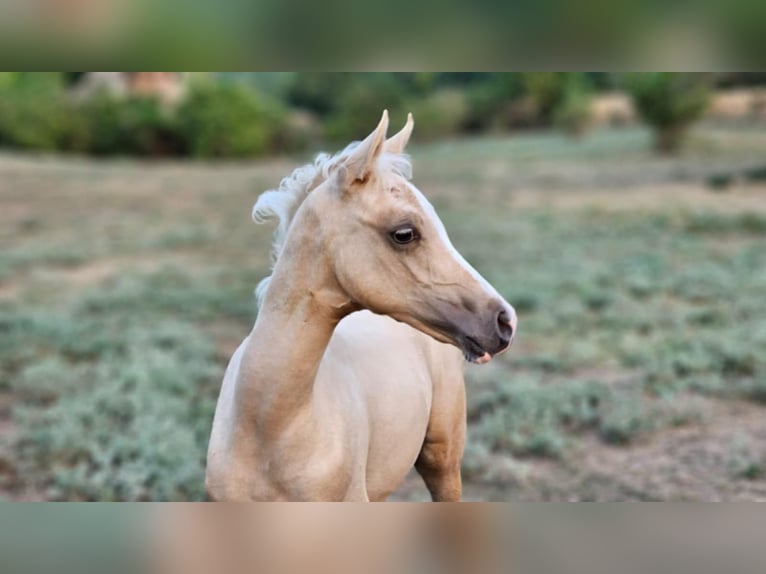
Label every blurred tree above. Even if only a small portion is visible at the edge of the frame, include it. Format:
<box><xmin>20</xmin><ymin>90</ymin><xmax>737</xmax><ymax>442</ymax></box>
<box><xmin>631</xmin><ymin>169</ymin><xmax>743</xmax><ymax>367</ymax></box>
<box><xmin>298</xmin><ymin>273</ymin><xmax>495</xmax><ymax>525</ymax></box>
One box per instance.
<box><xmin>463</xmin><ymin>73</ymin><xmax>594</xmax><ymax>132</ymax></box>
<box><xmin>176</xmin><ymin>81</ymin><xmax>289</xmax><ymax>157</ymax></box>
<box><xmin>323</xmin><ymin>74</ymin><xmax>411</xmax><ymax>141</ymax></box>
<box><xmin>285</xmin><ymin>73</ymin><xmax>355</xmax><ymax>115</ymax></box>
<box><xmin>0</xmin><ymin>73</ymin><xmax>86</xmax><ymax>152</ymax></box>
<box><xmin>626</xmin><ymin>73</ymin><xmax>711</xmax><ymax>154</ymax></box>
<box><xmin>463</xmin><ymin>74</ymin><xmax>524</xmax><ymax>131</ymax></box>
<box><xmin>79</xmin><ymin>93</ymin><xmax>182</xmax><ymax>156</ymax></box>
<box><xmin>554</xmin><ymin>76</ymin><xmax>595</xmax><ymax>138</ymax></box>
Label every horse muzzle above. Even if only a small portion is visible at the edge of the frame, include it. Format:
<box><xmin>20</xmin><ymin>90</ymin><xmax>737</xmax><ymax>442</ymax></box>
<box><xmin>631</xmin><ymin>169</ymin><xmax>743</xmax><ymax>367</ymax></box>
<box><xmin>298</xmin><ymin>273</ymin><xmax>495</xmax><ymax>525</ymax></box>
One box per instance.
<box><xmin>455</xmin><ymin>303</ymin><xmax>517</xmax><ymax>364</ymax></box>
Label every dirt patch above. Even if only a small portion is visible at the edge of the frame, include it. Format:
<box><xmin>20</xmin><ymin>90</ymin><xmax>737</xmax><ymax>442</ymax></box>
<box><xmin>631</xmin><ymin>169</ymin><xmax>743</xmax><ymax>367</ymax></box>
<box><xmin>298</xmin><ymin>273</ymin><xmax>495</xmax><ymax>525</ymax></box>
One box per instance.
<box><xmin>565</xmin><ymin>399</ymin><xmax>766</xmax><ymax>501</ymax></box>
<box><xmin>443</xmin><ymin>398</ymin><xmax>766</xmax><ymax>502</ymax></box>
<box><xmin>393</xmin><ymin>399</ymin><xmax>766</xmax><ymax>502</ymax></box>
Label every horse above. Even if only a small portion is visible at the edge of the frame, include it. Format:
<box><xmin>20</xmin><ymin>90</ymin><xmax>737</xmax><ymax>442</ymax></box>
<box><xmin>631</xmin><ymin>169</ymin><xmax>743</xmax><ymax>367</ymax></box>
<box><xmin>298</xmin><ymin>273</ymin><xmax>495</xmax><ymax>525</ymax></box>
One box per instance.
<box><xmin>206</xmin><ymin>111</ymin><xmax>517</xmax><ymax>501</ymax></box>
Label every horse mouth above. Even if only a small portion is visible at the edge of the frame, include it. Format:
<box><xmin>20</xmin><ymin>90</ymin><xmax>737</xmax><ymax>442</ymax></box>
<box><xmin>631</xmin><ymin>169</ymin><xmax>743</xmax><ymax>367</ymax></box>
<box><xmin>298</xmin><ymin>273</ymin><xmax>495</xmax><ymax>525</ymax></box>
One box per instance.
<box><xmin>461</xmin><ymin>336</ymin><xmax>492</xmax><ymax>365</ymax></box>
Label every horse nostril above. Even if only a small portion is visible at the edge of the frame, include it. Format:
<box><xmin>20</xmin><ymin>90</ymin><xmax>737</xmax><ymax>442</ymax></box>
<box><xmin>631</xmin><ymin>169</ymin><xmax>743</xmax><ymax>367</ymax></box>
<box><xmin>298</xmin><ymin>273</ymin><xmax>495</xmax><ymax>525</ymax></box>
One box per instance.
<box><xmin>496</xmin><ymin>309</ymin><xmax>514</xmax><ymax>342</ymax></box>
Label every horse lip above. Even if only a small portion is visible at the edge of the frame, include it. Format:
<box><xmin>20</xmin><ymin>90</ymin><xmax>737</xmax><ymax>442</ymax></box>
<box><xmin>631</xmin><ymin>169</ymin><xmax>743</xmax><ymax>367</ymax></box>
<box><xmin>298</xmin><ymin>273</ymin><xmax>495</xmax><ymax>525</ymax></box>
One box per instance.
<box><xmin>462</xmin><ymin>336</ymin><xmax>489</xmax><ymax>363</ymax></box>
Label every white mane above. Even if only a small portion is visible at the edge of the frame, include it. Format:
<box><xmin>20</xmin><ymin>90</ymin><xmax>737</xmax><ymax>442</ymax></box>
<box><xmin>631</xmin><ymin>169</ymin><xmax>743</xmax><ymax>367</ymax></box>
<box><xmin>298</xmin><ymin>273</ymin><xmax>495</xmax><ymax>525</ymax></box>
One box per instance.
<box><xmin>252</xmin><ymin>142</ymin><xmax>413</xmax><ymax>306</ymax></box>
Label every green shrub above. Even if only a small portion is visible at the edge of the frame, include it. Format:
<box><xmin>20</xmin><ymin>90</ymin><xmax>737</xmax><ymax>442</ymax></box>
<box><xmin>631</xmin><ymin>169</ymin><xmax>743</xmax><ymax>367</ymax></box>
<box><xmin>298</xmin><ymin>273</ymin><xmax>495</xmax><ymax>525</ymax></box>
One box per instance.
<box><xmin>79</xmin><ymin>82</ymin><xmax>297</xmax><ymax>158</ymax></box>
<box><xmin>78</xmin><ymin>92</ymin><xmax>183</xmax><ymax>157</ymax></box>
<box><xmin>553</xmin><ymin>80</ymin><xmax>594</xmax><ymax>137</ymax></box>
<box><xmin>463</xmin><ymin>74</ymin><xmax>524</xmax><ymax>131</ymax></box>
<box><xmin>177</xmin><ymin>82</ymin><xmax>290</xmax><ymax>158</ymax></box>
<box><xmin>0</xmin><ymin>77</ymin><xmax>298</xmax><ymax>158</ymax></box>
<box><xmin>286</xmin><ymin>73</ymin><xmax>427</xmax><ymax>120</ymax></box>
<box><xmin>524</xmin><ymin>73</ymin><xmax>594</xmax><ymax>131</ymax></box>
<box><xmin>625</xmin><ymin>73</ymin><xmax>710</xmax><ymax>153</ymax></box>
<box><xmin>285</xmin><ymin>73</ymin><xmax>354</xmax><ymax>115</ymax></box>
<box><xmin>323</xmin><ymin>75</ymin><xmax>410</xmax><ymax>142</ymax></box>
<box><xmin>519</xmin><ymin>73</ymin><xmax>564</xmax><ymax>122</ymax></box>
<box><xmin>406</xmin><ymin>89</ymin><xmax>469</xmax><ymax>142</ymax></box>
<box><xmin>0</xmin><ymin>80</ymin><xmax>183</xmax><ymax>157</ymax></box>
<box><xmin>463</xmin><ymin>73</ymin><xmax>592</xmax><ymax>132</ymax></box>
<box><xmin>0</xmin><ymin>81</ymin><xmax>88</xmax><ymax>152</ymax></box>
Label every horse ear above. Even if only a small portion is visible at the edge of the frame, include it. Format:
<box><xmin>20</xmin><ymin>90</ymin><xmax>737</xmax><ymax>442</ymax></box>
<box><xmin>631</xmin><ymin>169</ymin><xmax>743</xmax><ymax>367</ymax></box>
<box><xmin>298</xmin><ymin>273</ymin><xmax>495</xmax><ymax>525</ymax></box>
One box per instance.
<box><xmin>384</xmin><ymin>113</ymin><xmax>414</xmax><ymax>154</ymax></box>
<box><xmin>342</xmin><ymin>110</ymin><xmax>389</xmax><ymax>184</ymax></box>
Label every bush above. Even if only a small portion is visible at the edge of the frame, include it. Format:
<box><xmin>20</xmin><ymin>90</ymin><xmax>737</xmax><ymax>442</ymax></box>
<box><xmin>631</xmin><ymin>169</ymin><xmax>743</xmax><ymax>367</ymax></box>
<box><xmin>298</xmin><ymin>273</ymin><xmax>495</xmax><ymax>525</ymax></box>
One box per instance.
<box><xmin>0</xmin><ymin>75</ymin><xmax>181</xmax><ymax>157</ymax></box>
<box><xmin>0</xmin><ymin>76</ymin><xmax>301</xmax><ymax>158</ymax></box>
<box><xmin>323</xmin><ymin>75</ymin><xmax>411</xmax><ymax>142</ymax></box>
<box><xmin>522</xmin><ymin>73</ymin><xmax>595</xmax><ymax>131</ymax></box>
<box><xmin>0</xmin><ymin>79</ymin><xmax>88</xmax><ymax>153</ymax></box>
<box><xmin>285</xmin><ymin>73</ymin><xmax>354</xmax><ymax>115</ymax></box>
<box><xmin>463</xmin><ymin>74</ymin><xmax>524</xmax><ymax>131</ymax></box>
<box><xmin>519</xmin><ymin>73</ymin><xmax>564</xmax><ymax>122</ymax></box>
<box><xmin>177</xmin><ymin>82</ymin><xmax>291</xmax><ymax>158</ymax></box>
<box><xmin>553</xmin><ymin>77</ymin><xmax>594</xmax><ymax>137</ymax></box>
<box><xmin>463</xmin><ymin>73</ymin><xmax>593</xmax><ymax>132</ymax></box>
<box><xmin>405</xmin><ymin>89</ymin><xmax>469</xmax><ymax>142</ymax></box>
<box><xmin>285</xmin><ymin>73</ymin><xmax>430</xmax><ymax>117</ymax></box>
<box><xmin>79</xmin><ymin>92</ymin><xmax>183</xmax><ymax>157</ymax></box>
<box><xmin>625</xmin><ymin>73</ymin><xmax>711</xmax><ymax>153</ymax></box>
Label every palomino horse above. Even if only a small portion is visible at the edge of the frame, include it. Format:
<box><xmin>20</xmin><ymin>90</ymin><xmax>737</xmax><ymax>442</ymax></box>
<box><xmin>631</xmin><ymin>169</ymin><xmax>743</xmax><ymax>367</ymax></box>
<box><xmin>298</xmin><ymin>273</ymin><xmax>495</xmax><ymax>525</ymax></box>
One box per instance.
<box><xmin>206</xmin><ymin>111</ymin><xmax>517</xmax><ymax>501</ymax></box>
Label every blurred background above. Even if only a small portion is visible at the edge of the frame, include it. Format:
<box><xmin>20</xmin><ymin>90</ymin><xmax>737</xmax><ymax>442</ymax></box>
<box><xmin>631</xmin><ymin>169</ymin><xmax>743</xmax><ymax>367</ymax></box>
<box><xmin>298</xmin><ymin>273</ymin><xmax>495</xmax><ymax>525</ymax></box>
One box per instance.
<box><xmin>0</xmin><ymin>72</ymin><xmax>765</xmax><ymax>501</ymax></box>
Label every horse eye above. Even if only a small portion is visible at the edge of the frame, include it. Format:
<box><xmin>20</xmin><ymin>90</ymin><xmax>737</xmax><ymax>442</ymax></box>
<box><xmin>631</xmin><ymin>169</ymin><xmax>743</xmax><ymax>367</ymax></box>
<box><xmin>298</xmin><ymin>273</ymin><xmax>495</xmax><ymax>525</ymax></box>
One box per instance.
<box><xmin>390</xmin><ymin>227</ymin><xmax>418</xmax><ymax>245</ymax></box>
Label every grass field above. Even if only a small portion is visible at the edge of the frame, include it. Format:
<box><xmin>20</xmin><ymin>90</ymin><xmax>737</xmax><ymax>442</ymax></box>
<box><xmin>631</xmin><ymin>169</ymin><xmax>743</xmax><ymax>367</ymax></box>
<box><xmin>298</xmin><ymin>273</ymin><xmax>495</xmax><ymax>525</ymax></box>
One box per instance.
<box><xmin>1</xmin><ymin>124</ymin><xmax>766</xmax><ymax>501</ymax></box>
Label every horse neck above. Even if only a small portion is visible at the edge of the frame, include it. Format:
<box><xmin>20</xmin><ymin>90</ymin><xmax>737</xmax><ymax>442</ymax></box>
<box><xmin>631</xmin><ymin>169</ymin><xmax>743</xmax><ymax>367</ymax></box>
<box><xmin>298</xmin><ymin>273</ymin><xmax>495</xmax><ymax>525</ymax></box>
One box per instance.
<box><xmin>234</xmin><ymin>206</ymin><xmax>354</xmax><ymax>438</ymax></box>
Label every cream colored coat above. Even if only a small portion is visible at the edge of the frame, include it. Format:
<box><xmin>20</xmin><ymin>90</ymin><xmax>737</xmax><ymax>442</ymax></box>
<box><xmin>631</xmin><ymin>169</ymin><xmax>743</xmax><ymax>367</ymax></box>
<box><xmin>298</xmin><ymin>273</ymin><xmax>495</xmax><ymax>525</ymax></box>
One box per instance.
<box><xmin>206</xmin><ymin>112</ymin><xmax>516</xmax><ymax>501</ymax></box>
